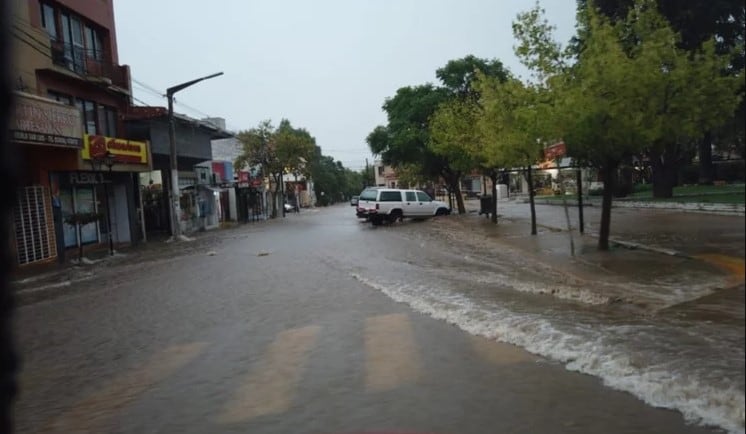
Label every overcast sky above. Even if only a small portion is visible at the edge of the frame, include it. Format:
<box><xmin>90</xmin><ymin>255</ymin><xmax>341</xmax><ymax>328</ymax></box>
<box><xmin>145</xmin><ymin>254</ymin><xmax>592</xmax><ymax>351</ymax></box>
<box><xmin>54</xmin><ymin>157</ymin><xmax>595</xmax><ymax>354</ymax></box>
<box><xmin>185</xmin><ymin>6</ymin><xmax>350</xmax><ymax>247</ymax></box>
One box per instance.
<box><xmin>114</xmin><ymin>0</ymin><xmax>577</xmax><ymax>171</ymax></box>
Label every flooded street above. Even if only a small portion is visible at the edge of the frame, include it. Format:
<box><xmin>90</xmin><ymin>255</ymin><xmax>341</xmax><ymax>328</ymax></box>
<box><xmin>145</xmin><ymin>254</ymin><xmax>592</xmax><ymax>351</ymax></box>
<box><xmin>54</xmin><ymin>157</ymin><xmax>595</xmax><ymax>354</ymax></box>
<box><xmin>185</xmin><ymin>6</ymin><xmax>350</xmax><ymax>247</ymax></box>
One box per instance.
<box><xmin>330</xmin><ymin>203</ymin><xmax>745</xmax><ymax>434</ymax></box>
<box><xmin>14</xmin><ymin>204</ymin><xmax>744</xmax><ymax>433</ymax></box>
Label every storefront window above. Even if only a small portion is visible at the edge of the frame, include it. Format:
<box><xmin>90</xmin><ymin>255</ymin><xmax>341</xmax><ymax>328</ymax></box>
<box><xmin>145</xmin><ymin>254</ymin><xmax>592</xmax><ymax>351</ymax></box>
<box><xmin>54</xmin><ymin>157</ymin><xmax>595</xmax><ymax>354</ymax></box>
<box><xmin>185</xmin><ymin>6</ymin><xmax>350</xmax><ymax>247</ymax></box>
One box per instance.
<box><xmin>95</xmin><ymin>186</ymin><xmax>110</xmax><ymax>236</ymax></box>
<box><xmin>61</xmin><ymin>186</ymin><xmax>100</xmax><ymax>248</ymax></box>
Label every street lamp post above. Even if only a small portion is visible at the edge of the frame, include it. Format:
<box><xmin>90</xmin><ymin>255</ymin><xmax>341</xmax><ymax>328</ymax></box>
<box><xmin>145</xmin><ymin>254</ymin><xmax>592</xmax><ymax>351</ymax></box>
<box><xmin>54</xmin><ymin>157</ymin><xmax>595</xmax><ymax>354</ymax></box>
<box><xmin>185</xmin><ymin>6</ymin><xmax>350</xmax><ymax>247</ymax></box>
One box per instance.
<box><xmin>166</xmin><ymin>72</ymin><xmax>223</xmax><ymax>239</ymax></box>
<box><xmin>90</xmin><ymin>151</ymin><xmax>116</xmax><ymax>256</ymax></box>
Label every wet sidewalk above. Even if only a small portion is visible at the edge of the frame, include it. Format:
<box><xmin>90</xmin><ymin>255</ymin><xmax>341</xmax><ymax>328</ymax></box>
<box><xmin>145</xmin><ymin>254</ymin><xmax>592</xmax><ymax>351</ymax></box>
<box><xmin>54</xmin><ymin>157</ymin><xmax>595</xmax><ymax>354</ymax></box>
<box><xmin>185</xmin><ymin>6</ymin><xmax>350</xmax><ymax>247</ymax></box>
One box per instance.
<box><xmin>437</xmin><ymin>199</ymin><xmax>745</xmax><ymax>321</ymax></box>
<box><xmin>11</xmin><ymin>220</ymin><xmax>276</xmax><ymax>305</ymax></box>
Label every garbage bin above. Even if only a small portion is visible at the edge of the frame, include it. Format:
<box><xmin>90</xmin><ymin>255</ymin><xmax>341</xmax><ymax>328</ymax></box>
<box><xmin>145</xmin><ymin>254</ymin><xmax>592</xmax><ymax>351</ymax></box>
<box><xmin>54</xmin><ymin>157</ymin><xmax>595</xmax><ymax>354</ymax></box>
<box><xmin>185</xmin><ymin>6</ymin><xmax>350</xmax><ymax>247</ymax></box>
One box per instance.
<box><xmin>479</xmin><ymin>195</ymin><xmax>493</xmax><ymax>218</ymax></box>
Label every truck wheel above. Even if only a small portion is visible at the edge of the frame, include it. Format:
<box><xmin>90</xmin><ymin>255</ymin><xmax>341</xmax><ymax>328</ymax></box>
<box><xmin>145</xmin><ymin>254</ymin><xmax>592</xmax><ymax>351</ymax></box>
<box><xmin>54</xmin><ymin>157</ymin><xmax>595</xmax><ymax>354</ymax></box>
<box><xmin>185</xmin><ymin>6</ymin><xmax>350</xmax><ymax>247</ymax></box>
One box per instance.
<box><xmin>389</xmin><ymin>209</ymin><xmax>403</xmax><ymax>223</ymax></box>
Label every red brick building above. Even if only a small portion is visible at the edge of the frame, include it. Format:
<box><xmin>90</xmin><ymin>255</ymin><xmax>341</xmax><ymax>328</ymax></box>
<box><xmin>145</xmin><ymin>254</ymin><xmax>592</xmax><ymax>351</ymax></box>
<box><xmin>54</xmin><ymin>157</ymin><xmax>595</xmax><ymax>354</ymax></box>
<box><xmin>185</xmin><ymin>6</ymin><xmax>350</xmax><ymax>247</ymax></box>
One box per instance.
<box><xmin>10</xmin><ymin>0</ymin><xmax>151</xmax><ymax>267</ymax></box>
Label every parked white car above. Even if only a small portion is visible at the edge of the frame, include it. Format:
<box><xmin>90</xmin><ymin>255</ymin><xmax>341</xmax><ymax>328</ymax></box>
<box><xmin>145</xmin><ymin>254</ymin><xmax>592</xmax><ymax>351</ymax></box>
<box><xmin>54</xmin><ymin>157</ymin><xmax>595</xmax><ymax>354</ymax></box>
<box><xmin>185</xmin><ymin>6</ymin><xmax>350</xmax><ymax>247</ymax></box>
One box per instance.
<box><xmin>356</xmin><ymin>188</ymin><xmax>450</xmax><ymax>225</ymax></box>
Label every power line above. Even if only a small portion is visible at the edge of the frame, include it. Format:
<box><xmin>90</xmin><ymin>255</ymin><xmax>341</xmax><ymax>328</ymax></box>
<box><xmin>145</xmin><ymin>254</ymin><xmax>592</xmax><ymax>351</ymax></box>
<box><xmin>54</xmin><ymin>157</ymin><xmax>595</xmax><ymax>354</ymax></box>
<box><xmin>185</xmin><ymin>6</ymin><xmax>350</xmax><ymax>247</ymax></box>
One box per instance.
<box><xmin>132</xmin><ymin>82</ymin><xmax>164</xmax><ymax>99</ymax></box>
<box><xmin>10</xmin><ymin>24</ymin><xmax>229</xmax><ymax>132</ymax></box>
<box><xmin>131</xmin><ymin>95</ymin><xmax>151</xmax><ymax>106</ymax></box>
<box><xmin>11</xmin><ymin>23</ymin><xmax>52</xmax><ymax>51</ymax></box>
<box><xmin>11</xmin><ymin>29</ymin><xmax>55</xmax><ymax>61</ymax></box>
<box><xmin>131</xmin><ymin>76</ymin><xmax>216</xmax><ymax>120</ymax></box>
<box><xmin>131</xmin><ymin>78</ymin><xmax>163</xmax><ymax>96</ymax></box>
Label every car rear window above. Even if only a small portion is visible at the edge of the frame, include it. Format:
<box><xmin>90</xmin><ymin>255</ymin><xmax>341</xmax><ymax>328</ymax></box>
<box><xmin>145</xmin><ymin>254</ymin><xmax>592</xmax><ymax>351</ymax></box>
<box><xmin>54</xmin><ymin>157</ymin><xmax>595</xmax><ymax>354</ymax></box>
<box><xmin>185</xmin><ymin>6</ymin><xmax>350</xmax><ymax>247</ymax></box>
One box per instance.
<box><xmin>359</xmin><ymin>189</ymin><xmax>377</xmax><ymax>200</ymax></box>
<box><xmin>379</xmin><ymin>191</ymin><xmax>403</xmax><ymax>202</ymax></box>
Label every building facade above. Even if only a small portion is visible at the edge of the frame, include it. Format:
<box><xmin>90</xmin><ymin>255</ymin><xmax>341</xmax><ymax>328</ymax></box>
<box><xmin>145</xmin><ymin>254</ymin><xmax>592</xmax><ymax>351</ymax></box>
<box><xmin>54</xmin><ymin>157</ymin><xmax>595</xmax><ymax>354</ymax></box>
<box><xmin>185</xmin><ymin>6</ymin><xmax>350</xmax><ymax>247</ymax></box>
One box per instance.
<box><xmin>373</xmin><ymin>160</ymin><xmax>399</xmax><ymax>188</ymax></box>
<box><xmin>124</xmin><ymin>108</ymin><xmax>232</xmax><ymax>235</ymax></box>
<box><xmin>10</xmin><ymin>0</ymin><xmax>151</xmax><ymax>267</ymax></box>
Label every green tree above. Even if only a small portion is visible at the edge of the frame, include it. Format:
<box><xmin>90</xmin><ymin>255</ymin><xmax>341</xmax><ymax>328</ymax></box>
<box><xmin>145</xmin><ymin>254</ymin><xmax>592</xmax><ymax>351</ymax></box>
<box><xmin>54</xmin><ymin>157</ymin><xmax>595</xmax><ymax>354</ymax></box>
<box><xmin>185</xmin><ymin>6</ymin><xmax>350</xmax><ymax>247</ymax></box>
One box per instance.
<box><xmin>436</xmin><ymin>55</ymin><xmax>512</xmax><ymax>100</ymax></box>
<box><xmin>476</xmin><ymin>76</ymin><xmax>547</xmax><ymax>231</ymax></box>
<box><xmin>235</xmin><ymin>119</ymin><xmax>316</xmax><ymax>218</ymax></box>
<box><xmin>309</xmin><ymin>149</ymin><xmax>353</xmax><ymax>206</ymax></box>
<box><xmin>515</xmin><ymin>0</ymin><xmax>743</xmax><ymax>249</ymax></box>
<box><xmin>560</xmin><ymin>10</ymin><xmax>652</xmax><ymax>249</ymax></box>
<box><xmin>432</xmin><ymin>55</ymin><xmax>513</xmax><ymax>214</ymax></box>
<box><xmin>515</xmin><ymin>3</ymin><xmax>645</xmax><ymax>250</ymax></box>
<box><xmin>621</xmin><ymin>0</ymin><xmax>743</xmax><ymax>197</ymax></box>
<box><xmin>366</xmin><ymin>85</ymin><xmax>468</xmax><ymax>210</ymax></box>
<box><xmin>429</xmin><ymin>98</ymin><xmax>484</xmax><ymax>215</ymax></box>
<box><xmin>576</xmin><ymin>0</ymin><xmax>745</xmax><ymax>184</ymax></box>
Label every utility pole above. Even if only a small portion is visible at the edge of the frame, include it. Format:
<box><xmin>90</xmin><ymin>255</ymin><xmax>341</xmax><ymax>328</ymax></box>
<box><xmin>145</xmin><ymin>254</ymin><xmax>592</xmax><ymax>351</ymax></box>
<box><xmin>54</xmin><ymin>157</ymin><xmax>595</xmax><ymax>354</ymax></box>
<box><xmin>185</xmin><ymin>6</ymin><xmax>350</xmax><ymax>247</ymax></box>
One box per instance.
<box><xmin>166</xmin><ymin>72</ymin><xmax>223</xmax><ymax>239</ymax></box>
<box><xmin>364</xmin><ymin>158</ymin><xmax>369</xmax><ymax>187</ymax></box>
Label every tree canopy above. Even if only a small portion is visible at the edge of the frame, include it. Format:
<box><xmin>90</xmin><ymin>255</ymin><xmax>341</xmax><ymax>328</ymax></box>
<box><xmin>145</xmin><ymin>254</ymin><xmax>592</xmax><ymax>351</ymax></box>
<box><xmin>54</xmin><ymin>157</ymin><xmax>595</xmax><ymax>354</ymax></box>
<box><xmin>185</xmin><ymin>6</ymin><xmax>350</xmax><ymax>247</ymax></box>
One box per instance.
<box><xmin>236</xmin><ymin>119</ymin><xmax>323</xmax><ymax>216</ymax></box>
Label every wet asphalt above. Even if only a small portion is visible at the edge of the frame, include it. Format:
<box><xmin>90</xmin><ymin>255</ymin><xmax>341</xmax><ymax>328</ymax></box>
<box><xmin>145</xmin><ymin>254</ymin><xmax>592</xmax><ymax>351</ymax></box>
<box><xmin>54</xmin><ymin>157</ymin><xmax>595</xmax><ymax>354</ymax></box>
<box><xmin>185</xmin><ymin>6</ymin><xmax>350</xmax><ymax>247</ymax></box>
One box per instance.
<box><xmin>13</xmin><ymin>204</ymin><xmax>728</xmax><ymax>434</ymax></box>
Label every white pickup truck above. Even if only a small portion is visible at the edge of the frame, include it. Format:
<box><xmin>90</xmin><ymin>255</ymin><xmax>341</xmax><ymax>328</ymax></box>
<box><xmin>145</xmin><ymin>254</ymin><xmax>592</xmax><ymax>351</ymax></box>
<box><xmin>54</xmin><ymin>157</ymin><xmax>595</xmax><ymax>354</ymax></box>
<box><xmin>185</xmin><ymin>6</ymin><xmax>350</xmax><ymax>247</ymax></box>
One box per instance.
<box><xmin>356</xmin><ymin>188</ymin><xmax>450</xmax><ymax>225</ymax></box>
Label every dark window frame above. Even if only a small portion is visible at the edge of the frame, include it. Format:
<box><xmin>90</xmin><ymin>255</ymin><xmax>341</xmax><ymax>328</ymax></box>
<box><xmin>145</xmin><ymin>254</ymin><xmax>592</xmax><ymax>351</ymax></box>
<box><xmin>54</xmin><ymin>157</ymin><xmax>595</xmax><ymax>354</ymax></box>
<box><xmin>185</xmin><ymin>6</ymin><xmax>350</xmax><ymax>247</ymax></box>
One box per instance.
<box><xmin>416</xmin><ymin>191</ymin><xmax>432</xmax><ymax>202</ymax></box>
<box><xmin>40</xmin><ymin>2</ymin><xmax>108</xmax><ymax>71</ymax></box>
<box><xmin>379</xmin><ymin>191</ymin><xmax>402</xmax><ymax>202</ymax></box>
<box><xmin>73</xmin><ymin>96</ymin><xmax>117</xmax><ymax>136</ymax></box>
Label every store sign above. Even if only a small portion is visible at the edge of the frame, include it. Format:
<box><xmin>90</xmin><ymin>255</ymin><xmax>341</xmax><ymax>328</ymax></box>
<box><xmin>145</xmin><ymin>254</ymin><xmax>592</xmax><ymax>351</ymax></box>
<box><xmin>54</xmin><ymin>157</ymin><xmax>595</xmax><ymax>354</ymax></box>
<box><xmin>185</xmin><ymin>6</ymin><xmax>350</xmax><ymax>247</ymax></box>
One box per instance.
<box><xmin>82</xmin><ymin>134</ymin><xmax>149</xmax><ymax>164</ymax></box>
<box><xmin>61</xmin><ymin>171</ymin><xmax>111</xmax><ymax>186</ymax></box>
<box><xmin>544</xmin><ymin>141</ymin><xmax>567</xmax><ymax>160</ymax></box>
<box><xmin>10</xmin><ymin>93</ymin><xmax>82</xmax><ymax>148</ymax></box>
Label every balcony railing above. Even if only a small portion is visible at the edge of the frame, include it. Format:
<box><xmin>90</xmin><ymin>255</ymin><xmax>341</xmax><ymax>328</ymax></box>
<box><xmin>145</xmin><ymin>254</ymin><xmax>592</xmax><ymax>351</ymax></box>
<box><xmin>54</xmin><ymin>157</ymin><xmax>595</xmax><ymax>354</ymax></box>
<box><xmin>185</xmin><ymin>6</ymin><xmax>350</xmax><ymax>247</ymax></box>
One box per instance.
<box><xmin>50</xmin><ymin>41</ymin><xmax>129</xmax><ymax>90</ymax></box>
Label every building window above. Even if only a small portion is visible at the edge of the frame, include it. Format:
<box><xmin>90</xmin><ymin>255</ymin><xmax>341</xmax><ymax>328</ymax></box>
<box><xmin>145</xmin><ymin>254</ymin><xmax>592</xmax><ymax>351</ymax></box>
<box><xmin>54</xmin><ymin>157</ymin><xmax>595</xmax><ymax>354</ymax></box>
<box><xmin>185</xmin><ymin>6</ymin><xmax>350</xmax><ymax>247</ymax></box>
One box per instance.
<box><xmin>41</xmin><ymin>2</ymin><xmax>108</xmax><ymax>73</ymax></box>
<box><xmin>74</xmin><ymin>98</ymin><xmax>117</xmax><ymax>136</ymax></box>
<box><xmin>377</xmin><ymin>166</ymin><xmax>384</xmax><ymax>176</ymax></box>
<box><xmin>58</xmin><ymin>12</ymin><xmax>85</xmax><ymax>73</ymax></box>
<box><xmin>60</xmin><ymin>186</ymin><xmax>100</xmax><ymax>248</ymax></box>
<box><xmin>41</xmin><ymin>3</ymin><xmax>56</xmax><ymax>40</ymax></box>
<box><xmin>97</xmin><ymin>104</ymin><xmax>117</xmax><ymax>136</ymax></box>
<box><xmin>84</xmin><ymin>25</ymin><xmax>104</xmax><ymax>60</ymax></box>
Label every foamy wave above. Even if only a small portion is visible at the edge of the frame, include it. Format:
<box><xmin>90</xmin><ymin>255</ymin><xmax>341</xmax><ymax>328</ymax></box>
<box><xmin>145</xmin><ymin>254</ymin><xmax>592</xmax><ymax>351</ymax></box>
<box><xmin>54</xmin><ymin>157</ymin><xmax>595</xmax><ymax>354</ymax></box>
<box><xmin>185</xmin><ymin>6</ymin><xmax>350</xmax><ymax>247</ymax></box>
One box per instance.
<box><xmin>352</xmin><ymin>273</ymin><xmax>745</xmax><ymax>434</ymax></box>
<box><xmin>468</xmin><ymin>271</ymin><xmax>613</xmax><ymax>305</ymax></box>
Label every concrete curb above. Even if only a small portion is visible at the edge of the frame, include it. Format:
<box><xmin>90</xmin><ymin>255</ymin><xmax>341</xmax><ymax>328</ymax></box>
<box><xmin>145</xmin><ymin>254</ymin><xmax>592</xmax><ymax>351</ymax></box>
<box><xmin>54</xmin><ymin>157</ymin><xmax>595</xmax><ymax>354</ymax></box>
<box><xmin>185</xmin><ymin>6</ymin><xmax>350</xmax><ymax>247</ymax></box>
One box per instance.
<box><xmin>590</xmin><ymin>235</ymin><xmax>690</xmax><ymax>258</ymax></box>
<box><xmin>469</xmin><ymin>213</ymin><xmax>692</xmax><ymax>259</ymax></box>
<box><xmin>14</xmin><ymin>276</ymin><xmax>93</xmax><ymax>306</ymax></box>
<box><xmin>535</xmin><ymin>222</ymin><xmax>691</xmax><ymax>258</ymax></box>
<box><xmin>529</xmin><ymin>198</ymin><xmax>745</xmax><ymax>216</ymax></box>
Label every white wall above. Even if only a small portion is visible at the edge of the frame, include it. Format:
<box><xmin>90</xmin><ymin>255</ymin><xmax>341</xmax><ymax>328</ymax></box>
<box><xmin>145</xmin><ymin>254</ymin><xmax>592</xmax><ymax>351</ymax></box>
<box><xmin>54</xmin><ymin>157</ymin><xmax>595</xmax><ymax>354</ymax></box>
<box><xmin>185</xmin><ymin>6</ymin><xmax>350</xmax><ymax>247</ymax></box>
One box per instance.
<box><xmin>112</xmin><ymin>184</ymin><xmax>131</xmax><ymax>244</ymax></box>
<box><xmin>228</xmin><ymin>188</ymin><xmax>237</xmax><ymax>221</ymax></box>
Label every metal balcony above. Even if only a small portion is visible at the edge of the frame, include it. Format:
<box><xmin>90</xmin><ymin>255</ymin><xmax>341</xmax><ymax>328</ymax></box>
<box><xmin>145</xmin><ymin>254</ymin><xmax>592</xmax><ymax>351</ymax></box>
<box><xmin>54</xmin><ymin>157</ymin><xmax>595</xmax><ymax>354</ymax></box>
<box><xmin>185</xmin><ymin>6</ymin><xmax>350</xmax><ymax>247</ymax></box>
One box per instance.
<box><xmin>49</xmin><ymin>41</ymin><xmax>129</xmax><ymax>90</ymax></box>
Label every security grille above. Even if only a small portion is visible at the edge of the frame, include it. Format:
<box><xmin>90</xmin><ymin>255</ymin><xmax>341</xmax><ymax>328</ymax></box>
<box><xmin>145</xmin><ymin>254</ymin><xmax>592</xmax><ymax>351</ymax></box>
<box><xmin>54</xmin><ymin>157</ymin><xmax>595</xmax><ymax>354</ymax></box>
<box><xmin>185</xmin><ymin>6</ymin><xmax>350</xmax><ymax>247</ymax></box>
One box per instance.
<box><xmin>14</xmin><ymin>186</ymin><xmax>56</xmax><ymax>265</ymax></box>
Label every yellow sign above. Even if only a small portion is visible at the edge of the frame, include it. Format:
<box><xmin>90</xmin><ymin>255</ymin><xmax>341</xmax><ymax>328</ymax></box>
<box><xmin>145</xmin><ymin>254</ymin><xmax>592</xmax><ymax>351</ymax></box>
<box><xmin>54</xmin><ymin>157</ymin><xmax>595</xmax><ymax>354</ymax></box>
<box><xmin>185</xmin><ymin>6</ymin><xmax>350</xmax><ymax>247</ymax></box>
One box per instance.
<box><xmin>83</xmin><ymin>134</ymin><xmax>148</xmax><ymax>164</ymax></box>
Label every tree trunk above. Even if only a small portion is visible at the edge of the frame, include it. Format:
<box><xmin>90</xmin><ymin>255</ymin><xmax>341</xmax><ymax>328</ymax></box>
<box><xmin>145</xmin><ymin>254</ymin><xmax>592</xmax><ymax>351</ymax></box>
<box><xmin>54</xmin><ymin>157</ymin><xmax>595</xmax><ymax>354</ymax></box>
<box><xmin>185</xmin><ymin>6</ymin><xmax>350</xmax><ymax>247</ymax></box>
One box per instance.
<box><xmin>651</xmin><ymin>155</ymin><xmax>677</xmax><ymax>198</ymax></box>
<box><xmin>615</xmin><ymin>164</ymin><xmax>633</xmax><ymax>197</ymax></box>
<box><xmin>527</xmin><ymin>166</ymin><xmax>537</xmax><ymax>235</ymax></box>
<box><xmin>698</xmin><ymin>131</ymin><xmax>715</xmax><ymax>185</ymax></box>
<box><xmin>270</xmin><ymin>174</ymin><xmax>280</xmax><ymax>218</ymax></box>
<box><xmin>443</xmin><ymin>173</ymin><xmax>466</xmax><ymax>214</ymax></box>
<box><xmin>490</xmin><ymin>172</ymin><xmax>498</xmax><ymax>224</ymax></box>
<box><xmin>576</xmin><ymin>168</ymin><xmax>584</xmax><ymax>234</ymax></box>
<box><xmin>453</xmin><ymin>182</ymin><xmax>466</xmax><ymax>214</ymax></box>
<box><xmin>598</xmin><ymin>162</ymin><xmax>617</xmax><ymax>251</ymax></box>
